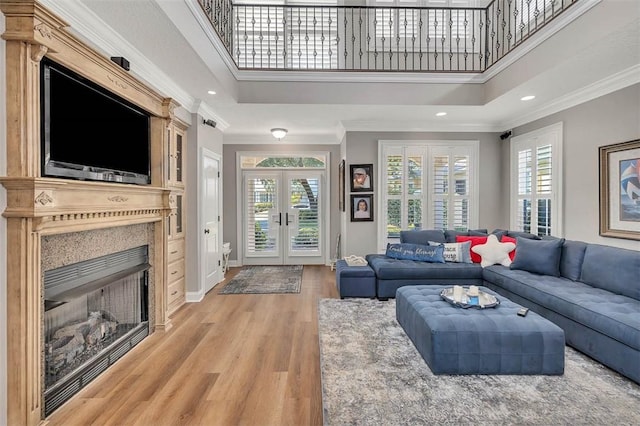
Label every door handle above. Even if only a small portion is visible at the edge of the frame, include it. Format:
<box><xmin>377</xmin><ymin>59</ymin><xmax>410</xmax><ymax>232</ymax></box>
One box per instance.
<box><xmin>286</xmin><ymin>212</ymin><xmax>292</xmax><ymax>225</ymax></box>
<box><xmin>204</xmin><ymin>229</ymin><xmax>210</xmax><ymax>234</ymax></box>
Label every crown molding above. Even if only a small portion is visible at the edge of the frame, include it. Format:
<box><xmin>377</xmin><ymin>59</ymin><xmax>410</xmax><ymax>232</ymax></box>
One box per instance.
<box><xmin>340</xmin><ymin>120</ymin><xmax>500</xmax><ymax>133</ymax></box>
<box><xmin>37</xmin><ymin>0</ymin><xmax>224</xmax><ymax>125</ymax></box>
<box><xmin>500</xmin><ymin>64</ymin><xmax>640</xmax><ymax>130</ymax></box>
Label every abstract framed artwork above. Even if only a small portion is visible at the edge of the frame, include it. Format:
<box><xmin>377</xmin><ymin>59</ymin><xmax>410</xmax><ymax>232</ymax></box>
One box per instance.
<box><xmin>599</xmin><ymin>139</ymin><xmax>640</xmax><ymax>240</ymax></box>
<box><xmin>351</xmin><ymin>194</ymin><xmax>374</xmax><ymax>222</ymax></box>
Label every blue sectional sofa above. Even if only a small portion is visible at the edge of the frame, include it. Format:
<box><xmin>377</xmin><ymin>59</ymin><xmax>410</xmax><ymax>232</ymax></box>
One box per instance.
<box><xmin>363</xmin><ymin>229</ymin><xmax>640</xmax><ymax>384</ymax></box>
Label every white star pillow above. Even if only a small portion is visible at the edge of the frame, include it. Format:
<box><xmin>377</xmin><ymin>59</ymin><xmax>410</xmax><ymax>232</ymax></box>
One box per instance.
<box><xmin>471</xmin><ymin>234</ymin><xmax>516</xmax><ymax>268</ymax></box>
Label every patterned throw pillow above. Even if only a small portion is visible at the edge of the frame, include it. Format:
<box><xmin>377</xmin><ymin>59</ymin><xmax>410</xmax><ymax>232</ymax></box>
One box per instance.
<box><xmin>429</xmin><ymin>241</ymin><xmax>472</xmax><ymax>263</ymax></box>
<box><xmin>385</xmin><ymin>243</ymin><xmax>445</xmax><ymax>263</ymax></box>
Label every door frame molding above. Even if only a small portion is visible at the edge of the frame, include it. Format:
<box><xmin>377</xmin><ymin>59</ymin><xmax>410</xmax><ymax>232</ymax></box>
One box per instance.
<box><xmin>235</xmin><ymin>150</ymin><xmax>331</xmax><ymax>266</ymax></box>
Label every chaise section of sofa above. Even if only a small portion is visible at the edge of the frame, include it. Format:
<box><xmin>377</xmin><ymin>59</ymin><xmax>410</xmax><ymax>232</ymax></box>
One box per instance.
<box><xmin>482</xmin><ymin>240</ymin><xmax>640</xmax><ymax>384</ymax></box>
<box><xmin>366</xmin><ymin>254</ymin><xmax>483</xmax><ymax>299</ymax></box>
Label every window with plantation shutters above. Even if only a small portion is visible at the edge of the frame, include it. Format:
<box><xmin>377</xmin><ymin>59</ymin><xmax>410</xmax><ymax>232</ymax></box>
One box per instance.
<box><xmin>378</xmin><ymin>140</ymin><xmax>478</xmax><ymax>251</ymax></box>
<box><xmin>510</xmin><ymin>123</ymin><xmax>563</xmax><ymax>237</ymax></box>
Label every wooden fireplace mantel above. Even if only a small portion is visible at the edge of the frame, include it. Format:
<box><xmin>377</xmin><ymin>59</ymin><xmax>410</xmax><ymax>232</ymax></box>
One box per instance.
<box><xmin>1</xmin><ymin>1</ymin><xmax>184</xmax><ymax>424</ymax></box>
<box><xmin>0</xmin><ymin>176</ymin><xmax>170</xmax><ymax>233</ymax></box>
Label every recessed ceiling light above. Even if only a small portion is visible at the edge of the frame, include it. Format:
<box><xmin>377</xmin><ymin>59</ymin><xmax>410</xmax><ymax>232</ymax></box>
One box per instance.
<box><xmin>521</xmin><ymin>95</ymin><xmax>535</xmax><ymax>101</ymax></box>
<box><xmin>436</xmin><ymin>112</ymin><xmax>447</xmax><ymax>117</ymax></box>
<box><xmin>208</xmin><ymin>90</ymin><xmax>216</xmax><ymax>95</ymax></box>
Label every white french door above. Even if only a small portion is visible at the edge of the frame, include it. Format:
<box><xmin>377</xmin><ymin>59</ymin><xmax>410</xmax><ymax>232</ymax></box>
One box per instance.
<box><xmin>243</xmin><ymin>170</ymin><xmax>324</xmax><ymax>265</ymax></box>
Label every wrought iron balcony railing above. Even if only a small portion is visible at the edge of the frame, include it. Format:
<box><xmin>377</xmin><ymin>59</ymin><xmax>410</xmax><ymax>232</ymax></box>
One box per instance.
<box><xmin>199</xmin><ymin>0</ymin><xmax>579</xmax><ymax>72</ymax></box>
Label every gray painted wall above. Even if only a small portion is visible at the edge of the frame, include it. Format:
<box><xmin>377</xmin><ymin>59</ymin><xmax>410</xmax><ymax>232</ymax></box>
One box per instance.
<box><xmin>509</xmin><ymin>84</ymin><xmax>640</xmax><ymax>251</ymax></box>
<box><xmin>186</xmin><ymin>114</ymin><xmax>224</xmax><ymax>296</ymax></box>
<box><xmin>342</xmin><ymin>131</ymin><xmax>503</xmax><ymax>256</ymax></box>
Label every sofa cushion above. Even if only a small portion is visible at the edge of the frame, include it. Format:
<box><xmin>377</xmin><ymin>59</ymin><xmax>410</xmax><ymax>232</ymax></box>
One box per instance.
<box><xmin>400</xmin><ymin>230</ymin><xmax>446</xmax><ymax>245</ymax></box>
<box><xmin>386</xmin><ymin>243</ymin><xmax>445</xmax><ymax>263</ymax></box>
<box><xmin>366</xmin><ymin>254</ymin><xmax>483</xmax><ymax>280</ymax></box>
<box><xmin>455</xmin><ymin>235</ymin><xmax>488</xmax><ymax>263</ymax></box>
<box><xmin>510</xmin><ymin>237</ymin><xmax>564</xmax><ymax>277</ymax></box>
<box><xmin>443</xmin><ymin>229</ymin><xmax>489</xmax><ymax>242</ymax></box>
<box><xmin>559</xmin><ymin>240</ymin><xmax>588</xmax><ymax>281</ymax></box>
<box><xmin>430</xmin><ymin>241</ymin><xmax>473</xmax><ymax>263</ymax></box>
<box><xmin>483</xmin><ymin>266</ymin><xmax>640</xmax><ymax>351</ymax></box>
<box><xmin>444</xmin><ymin>230</ymin><xmax>467</xmax><ymax>243</ymax></box>
<box><xmin>508</xmin><ymin>230</ymin><xmax>542</xmax><ymax>240</ymax></box>
<box><xmin>580</xmin><ymin>244</ymin><xmax>640</xmax><ymax>300</ymax></box>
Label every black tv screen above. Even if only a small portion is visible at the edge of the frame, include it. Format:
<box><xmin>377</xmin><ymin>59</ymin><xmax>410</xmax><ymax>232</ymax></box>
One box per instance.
<box><xmin>41</xmin><ymin>58</ymin><xmax>151</xmax><ymax>185</ymax></box>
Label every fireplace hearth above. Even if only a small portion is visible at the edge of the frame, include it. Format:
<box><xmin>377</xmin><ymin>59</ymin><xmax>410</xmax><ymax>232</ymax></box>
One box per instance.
<box><xmin>43</xmin><ymin>246</ymin><xmax>150</xmax><ymax>416</ymax></box>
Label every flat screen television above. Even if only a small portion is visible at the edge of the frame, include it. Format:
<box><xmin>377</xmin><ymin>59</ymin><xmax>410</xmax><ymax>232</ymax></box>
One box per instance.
<box><xmin>41</xmin><ymin>58</ymin><xmax>151</xmax><ymax>185</ymax></box>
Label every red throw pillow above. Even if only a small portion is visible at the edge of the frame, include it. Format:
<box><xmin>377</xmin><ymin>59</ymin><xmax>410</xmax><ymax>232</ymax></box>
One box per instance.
<box><xmin>455</xmin><ymin>235</ymin><xmax>488</xmax><ymax>263</ymax></box>
<box><xmin>501</xmin><ymin>235</ymin><xmax>517</xmax><ymax>260</ymax></box>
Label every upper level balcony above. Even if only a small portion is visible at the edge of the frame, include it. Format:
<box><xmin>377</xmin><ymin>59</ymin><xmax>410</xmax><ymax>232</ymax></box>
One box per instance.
<box><xmin>198</xmin><ymin>0</ymin><xmax>580</xmax><ymax>73</ymax></box>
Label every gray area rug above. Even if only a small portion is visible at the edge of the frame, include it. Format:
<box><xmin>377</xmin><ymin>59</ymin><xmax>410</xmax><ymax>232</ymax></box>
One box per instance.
<box><xmin>318</xmin><ymin>298</ymin><xmax>640</xmax><ymax>426</ymax></box>
<box><xmin>219</xmin><ymin>265</ymin><xmax>302</xmax><ymax>294</ymax></box>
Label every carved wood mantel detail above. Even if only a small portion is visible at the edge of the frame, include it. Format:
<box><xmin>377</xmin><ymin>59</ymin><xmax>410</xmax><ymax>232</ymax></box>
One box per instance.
<box><xmin>0</xmin><ymin>1</ymin><xmax>181</xmax><ymax>425</ymax></box>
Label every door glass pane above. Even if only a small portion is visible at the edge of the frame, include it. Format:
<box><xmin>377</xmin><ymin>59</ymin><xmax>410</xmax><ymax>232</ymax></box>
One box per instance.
<box><xmin>176</xmin><ymin>195</ymin><xmax>183</xmax><ymax>234</ymax></box>
<box><xmin>241</xmin><ymin>156</ymin><xmax>326</xmax><ymax>168</ymax></box>
<box><xmin>176</xmin><ymin>134</ymin><xmax>183</xmax><ymax>182</ymax></box>
<box><xmin>247</xmin><ymin>178</ymin><xmax>277</xmax><ymax>254</ymax></box>
<box><xmin>290</xmin><ymin>177</ymin><xmax>320</xmax><ymax>252</ymax></box>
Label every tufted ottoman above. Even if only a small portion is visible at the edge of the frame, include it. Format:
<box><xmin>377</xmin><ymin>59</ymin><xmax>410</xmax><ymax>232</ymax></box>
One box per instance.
<box><xmin>335</xmin><ymin>259</ymin><xmax>376</xmax><ymax>298</ymax></box>
<box><xmin>396</xmin><ymin>285</ymin><xmax>565</xmax><ymax>375</ymax></box>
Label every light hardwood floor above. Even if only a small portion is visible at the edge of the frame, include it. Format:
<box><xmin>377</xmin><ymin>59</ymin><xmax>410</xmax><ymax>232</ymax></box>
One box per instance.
<box><xmin>46</xmin><ymin>265</ymin><xmax>338</xmax><ymax>426</ymax></box>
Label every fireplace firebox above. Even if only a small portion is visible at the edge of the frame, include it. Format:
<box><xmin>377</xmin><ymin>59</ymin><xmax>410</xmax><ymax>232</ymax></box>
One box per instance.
<box><xmin>43</xmin><ymin>246</ymin><xmax>150</xmax><ymax>416</ymax></box>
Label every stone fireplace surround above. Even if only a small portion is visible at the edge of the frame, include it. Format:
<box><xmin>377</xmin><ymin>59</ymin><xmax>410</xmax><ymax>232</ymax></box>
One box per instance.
<box><xmin>0</xmin><ymin>1</ymin><xmax>182</xmax><ymax>424</ymax></box>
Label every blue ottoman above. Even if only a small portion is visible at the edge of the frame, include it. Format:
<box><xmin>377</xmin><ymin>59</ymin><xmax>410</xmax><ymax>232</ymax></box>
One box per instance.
<box><xmin>396</xmin><ymin>285</ymin><xmax>565</xmax><ymax>375</ymax></box>
<box><xmin>336</xmin><ymin>259</ymin><xmax>376</xmax><ymax>298</ymax></box>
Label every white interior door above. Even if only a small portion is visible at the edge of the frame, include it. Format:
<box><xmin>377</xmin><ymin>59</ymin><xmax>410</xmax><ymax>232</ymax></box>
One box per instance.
<box><xmin>243</xmin><ymin>170</ymin><xmax>324</xmax><ymax>265</ymax></box>
<box><xmin>202</xmin><ymin>149</ymin><xmax>221</xmax><ymax>293</ymax></box>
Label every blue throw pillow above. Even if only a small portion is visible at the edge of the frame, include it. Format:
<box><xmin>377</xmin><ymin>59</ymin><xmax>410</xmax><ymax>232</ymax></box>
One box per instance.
<box><xmin>507</xmin><ymin>230</ymin><xmax>542</xmax><ymax>240</ymax></box>
<box><xmin>400</xmin><ymin>230</ymin><xmax>446</xmax><ymax>244</ymax></box>
<box><xmin>510</xmin><ymin>237</ymin><xmax>565</xmax><ymax>276</ymax></box>
<box><xmin>386</xmin><ymin>243</ymin><xmax>445</xmax><ymax>263</ymax></box>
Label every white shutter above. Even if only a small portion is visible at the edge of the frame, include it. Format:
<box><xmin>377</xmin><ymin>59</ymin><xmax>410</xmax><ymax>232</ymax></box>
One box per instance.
<box><xmin>510</xmin><ymin>123</ymin><xmax>563</xmax><ymax>237</ymax></box>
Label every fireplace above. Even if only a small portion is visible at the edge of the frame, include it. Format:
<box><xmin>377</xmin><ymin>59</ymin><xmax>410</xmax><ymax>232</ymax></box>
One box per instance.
<box><xmin>43</xmin><ymin>246</ymin><xmax>150</xmax><ymax>416</ymax></box>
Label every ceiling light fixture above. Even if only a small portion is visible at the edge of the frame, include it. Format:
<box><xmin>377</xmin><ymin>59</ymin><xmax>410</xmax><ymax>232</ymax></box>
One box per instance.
<box><xmin>208</xmin><ymin>90</ymin><xmax>216</xmax><ymax>95</ymax></box>
<box><xmin>271</xmin><ymin>128</ymin><xmax>288</xmax><ymax>140</ymax></box>
<box><xmin>521</xmin><ymin>95</ymin><xmax>536</xmax><ymax>101</ymax></box>
<box><xmin>436</xmin><ymin>112</ymin><xmax>447</xmax><ymax>117</ymax></box>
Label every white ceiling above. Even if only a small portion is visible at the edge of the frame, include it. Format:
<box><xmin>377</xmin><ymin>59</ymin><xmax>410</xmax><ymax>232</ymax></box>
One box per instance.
<box><xmin>39</xmin><ymin>0</ymin><xmax>640</xmax><ymax>143</ymax></box>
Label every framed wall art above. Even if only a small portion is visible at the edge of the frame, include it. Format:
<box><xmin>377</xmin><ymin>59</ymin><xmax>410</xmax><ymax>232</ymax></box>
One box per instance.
<box><xmin>350</xmin><ymin>164</ymin><xmax>373</xmax><ymax>192</ymax></box>
<box><xmin>599</xmin><ymin>139</ymin><xmax>640</xmax><ymax>240</ymax></box>
<box><xmin>351</xmin><ymin>194</ymin><xmax>374</xmax><ymax>222</ymax></box>
<box><xmin>338</xmin><ymin>159</ymin><xmax>345</xmax><ymax>212</ymax></box>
